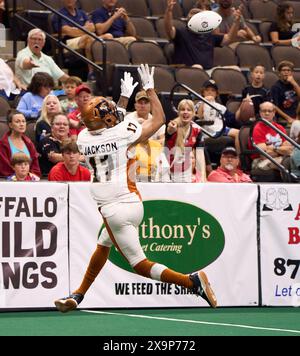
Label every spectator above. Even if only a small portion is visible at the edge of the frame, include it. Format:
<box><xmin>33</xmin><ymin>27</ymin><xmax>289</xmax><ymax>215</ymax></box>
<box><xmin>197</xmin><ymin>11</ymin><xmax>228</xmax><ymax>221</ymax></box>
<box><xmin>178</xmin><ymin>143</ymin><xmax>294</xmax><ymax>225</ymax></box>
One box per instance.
<box><xmin>215</xmin><ymin>0</ymin><xmax>261</xmax><ymax>47</ymax></box>
<box><xmin>52</xmin><ymin>0</ymin><xmax>113</xmax><ymax>81</ymax></box>
<box><xmin>125</xmin><ymin>90</ymin><xmax>165</xmax><ymax>146</ymax></box>
<box><xmin>7</xmin><ymin>153</ymin><xmax>40</xmax><ymax>181</ymax></box>
<box><xmin>290</xmin><ymin>102</ymin><xmax>300</xmax><ymax>141</ymax></box>
<box><xmin>48</xmin><ymin>139</ymin><xmax>90</xmax><ymax>181</ymax></box>
<box><xmin>269</xmin><ymin>2</ymin><xmax>300</xmax><ymax>46</ymax></box>
<box><xmin>196</xmin><ymin>79</ymin><xmax>240</xmax><ymax>153</ymax></box>
<box><xmin>242</xmin><ymin>65</ymin><xmax>270</xmax><ymax>117</ymax></box>
<box><xmin>250</xmin><ymin>101</ymin><xmax>293</xmax><ymax>171</ymax></box>
<box><xmin>16</xmin><ymin>72</ymin><xmax>54</xmax><ymax>120</ymax></box>
<box><xmin>15</xmin><ymin>28</ymin><xmax>69</xmax><ymax>88</ymax></box>
<box><xmin>68</xmin><ymin>84</ymin><xmax>92</xmax><ymax>140</ymax></box>
<box><xmin>0</xmin><ymin>58</ymin><xmax>26</xmax><ymax>100</ymax></box>
<box><xmin>37</xmin><ymin>113</ymin><xmax>70</xmax><ymax>175</ymax></box>
<box><xmin>35</xmin><ymin>94</ymin><xmax>62</xmax><ymax>142</ymax></box>
<box><xmin>164</xmin><ymin>0</ymin><xmax>241</xmax><ymax>71</ymax></box>
<box><xmin>270</xmin><ymin>60</ymin><xmax>300</xmax><ymax>125</ymax></box>
<box><xmin>60</xmin><ymin>76</ymin><xmax>82</xmax><ymax>114</ymax></box>
<box><xmin>208</xmin><ymin>146</ymin><xmax>252</xmax><ymax>182</ymax></box>
<box><xmin>0</xmin><ymin>109</ymin><xmax>41</xmax><ymax>178</ymax></box>
<box><xmin>166</xmin><ymin>99</ymin><xmax>210</xmax><ymax>182</ymax></box>
<box><xmin>91</xmin><ymin>0</ymin><xmax>136</xmax><ymax>48</ymax></box>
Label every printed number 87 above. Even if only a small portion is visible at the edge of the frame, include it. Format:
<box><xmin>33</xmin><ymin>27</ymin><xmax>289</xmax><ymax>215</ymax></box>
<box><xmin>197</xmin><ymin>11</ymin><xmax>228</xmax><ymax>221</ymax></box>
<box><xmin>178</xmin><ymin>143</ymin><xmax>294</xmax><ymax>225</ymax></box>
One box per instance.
<box><xmin>274</xmin><ymin>258</ymin><xmax>300</xmax><ymax>279</ymax></box>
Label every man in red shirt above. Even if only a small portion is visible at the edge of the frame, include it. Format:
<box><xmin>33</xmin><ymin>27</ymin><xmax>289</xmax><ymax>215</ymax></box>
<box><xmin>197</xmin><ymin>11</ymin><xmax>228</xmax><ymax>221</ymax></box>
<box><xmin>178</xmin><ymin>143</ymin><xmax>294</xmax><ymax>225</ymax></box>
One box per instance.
<box><xmin>250</xmin><ymin>101</ymin><xmax>293</xmax><ymax>170</ymax></box>
<box><xmin>48</xmin><ymin>140</ymin><xmax>90</xmax><ymax>181</ymax></box>
<box><xmin>68</xmin><ymin>84</ymin><xmax>92</xmax><ymax>140</ymax></box>
<box><xmin>208</xmin><ymin>146</ymin><xmax>252</xmax><ymax>182</ymax></box>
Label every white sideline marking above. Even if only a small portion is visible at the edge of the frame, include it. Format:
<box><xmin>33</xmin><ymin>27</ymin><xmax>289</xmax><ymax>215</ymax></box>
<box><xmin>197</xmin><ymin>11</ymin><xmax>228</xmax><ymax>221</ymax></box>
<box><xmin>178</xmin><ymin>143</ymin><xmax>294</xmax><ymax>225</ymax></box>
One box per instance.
<box><xmin>82</xmin><ymin>309</ymin><xmax>300</xmax><ymax>335</ymax></box>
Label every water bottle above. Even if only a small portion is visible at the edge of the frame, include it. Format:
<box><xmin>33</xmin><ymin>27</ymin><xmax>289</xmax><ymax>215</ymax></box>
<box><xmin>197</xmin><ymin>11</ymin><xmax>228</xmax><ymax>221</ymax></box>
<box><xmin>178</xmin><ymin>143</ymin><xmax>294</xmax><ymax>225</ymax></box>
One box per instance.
<box><xmin>40</xmin><ymin>129</ymin><xmax>47</xmax><ymax>142</ymax></box>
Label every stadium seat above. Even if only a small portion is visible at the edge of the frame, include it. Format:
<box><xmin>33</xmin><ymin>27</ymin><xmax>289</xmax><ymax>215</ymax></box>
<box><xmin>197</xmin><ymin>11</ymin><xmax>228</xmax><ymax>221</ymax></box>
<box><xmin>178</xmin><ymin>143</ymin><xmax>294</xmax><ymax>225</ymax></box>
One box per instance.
<box><xmin>0</xmin><ymin>121</ymin><xmax>8</xmax><ymax>139</ymax></box>
<box><xmin>5</xmin><ymin>58</ymin><xmax>16</xmax><ymax>73</ymax></box>
<box><xmin>235</xmin><ymin>43</ymin><xmax>274</xmax><ymax>71</ymax></box>
<box><xmin>211</xmin><ymin>68</ymin><xmax>247</xmax><ymax>96</ymax></box>
<box><xmin>293</xmin><ymin>70</ymin><xmax>300</xmax><ymax>85</ymax></box>
<box><xmin>175</xmin><ymin>67</ymin><xmax>209</xmax><ymax>93</ymax></box>
<box><xmin>286</xmin><ymin>1</ymin><xmax>300</xmax><ymax>20</ymax></box>
<box><xmin>128</xmin><ymin>41</ymin><xmax>168</xmax><ymax>65</ymax></box>
<box><xmin>226</xmin><ymin>98</ymin><xmax>242</xmax><ymax>114</ymax></box>
<box><xmin>163</xmin><ymin>42</ymin><xmax>174</xmax><ymax>64</ymax></box>
<box><xmin>117</xmin><ymin>0</ymin><xmax>149</xmax><ymax>17</ymax></box>
<box><xmin>25</xmin><ymin>120</ymin><xmax>37</xmax><ymax>146</ymax></box>
<box><xmin>91</xmin><ymin>39</ymin><xmax>130</xmax><ymax>93</ymax></box>
<box><xmin>271</xmin><ymin>46</ymin><xmax>300</xmax><ymax>69</ymax></box>
<box><xmin>238</xmin><ymin>124</ymin><xmax>282</xmax><ymax>182</ymax></box>
<box><xmin>153</xmin><ymin>66</ymin><xmax>176</xmax><ymax>93</ymax></box>
<box><xmin>78</xmin><ymin>0</ymin><xmax>100</xmax><ymax>15</ymax></box>
<box><xmin>129</xmin><ymin>17</ymin><xmax>158</xmax><ymax>39</ymax></box>
<box><xmin>148</xmin><ymin>0</ymin><xmax>183</xmax><ymax>18</ymax></box>
<box><xmin>259</xmin><ymin>21</ymin><xmax>272</xmax><ymax>43</ymax></box>
<box><xmin>213</xmin><ymin>46</ymin><xmax>238</xmax><ymax>67</ymax></box>
<box><xmin>0</xmin><ymin>97</ymin><xmax>11</xmax><ymax>120</ymax></box>
<box><xmin>248</xmin><ymin>0</ymin><xmax>277</xmax><ymax>22</ymax></box>
<box><xmin>262</xmin><ymin>70</ymin><xmax>279</xmax><ymax>89</ymax></box>
<box><xmin>181</xmin><ymin>0</ymin><xmax>196</xmax><ymax>16</ymax></box>
<box><xmin>155</xmin><ymin>18</ymin><xmax>186</xmax><ymax>39</ymax></box>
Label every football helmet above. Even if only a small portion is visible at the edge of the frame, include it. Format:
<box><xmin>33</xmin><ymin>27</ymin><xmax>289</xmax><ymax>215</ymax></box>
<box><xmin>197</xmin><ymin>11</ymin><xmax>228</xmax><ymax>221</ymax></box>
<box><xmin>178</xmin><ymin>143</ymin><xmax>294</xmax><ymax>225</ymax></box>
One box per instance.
<box><xmin>81</xmin><ymin>96</ymin><xmax>120</xmax><ymax>131</ymax></box>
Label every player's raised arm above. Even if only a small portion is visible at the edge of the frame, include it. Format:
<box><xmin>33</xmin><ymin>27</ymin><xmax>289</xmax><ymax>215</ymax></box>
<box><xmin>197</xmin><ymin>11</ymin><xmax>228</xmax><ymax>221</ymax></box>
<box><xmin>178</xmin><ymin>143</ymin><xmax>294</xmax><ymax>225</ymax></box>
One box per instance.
<box><xmin>135</xmin><ymin>64</ymin><xmax>165</xmax><ymax>144</ymax></box>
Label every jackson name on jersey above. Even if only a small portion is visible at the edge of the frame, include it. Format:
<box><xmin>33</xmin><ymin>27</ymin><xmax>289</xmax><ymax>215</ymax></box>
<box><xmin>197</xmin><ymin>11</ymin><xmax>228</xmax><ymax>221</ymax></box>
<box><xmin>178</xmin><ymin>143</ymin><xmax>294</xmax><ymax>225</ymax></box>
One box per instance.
<box><xmin>77</xmin><ymin>119</ymin><xmax>143</xmax><ymax>210</ymax></box>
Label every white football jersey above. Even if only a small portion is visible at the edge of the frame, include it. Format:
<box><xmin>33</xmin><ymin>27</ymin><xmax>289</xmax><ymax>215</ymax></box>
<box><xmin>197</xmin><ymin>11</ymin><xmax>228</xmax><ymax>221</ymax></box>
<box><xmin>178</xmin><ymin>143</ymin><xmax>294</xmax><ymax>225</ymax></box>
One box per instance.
<box><xmin>77</xmin><ymin>119</ymin><xmax>142</xmax><ymax>208</ymax></box>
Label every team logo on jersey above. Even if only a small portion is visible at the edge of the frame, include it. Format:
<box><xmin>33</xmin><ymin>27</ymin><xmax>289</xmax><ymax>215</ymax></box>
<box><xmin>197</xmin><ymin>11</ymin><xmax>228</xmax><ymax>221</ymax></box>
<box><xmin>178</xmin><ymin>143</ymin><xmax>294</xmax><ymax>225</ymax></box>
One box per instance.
<box><xmin>108</xmin><ymin>200</ymin><xmax>225</xmax><ymax>273</ymax></box>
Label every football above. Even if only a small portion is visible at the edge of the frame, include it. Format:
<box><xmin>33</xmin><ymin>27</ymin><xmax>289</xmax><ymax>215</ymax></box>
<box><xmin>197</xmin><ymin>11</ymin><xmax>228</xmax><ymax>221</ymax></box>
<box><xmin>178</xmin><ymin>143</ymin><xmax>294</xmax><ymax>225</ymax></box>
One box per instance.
<box><xmin>238</xmin><ymin>99</ymin><xmax>255</xmax><ymax>123</ymax></box>
<box><xmin>187</xmin><ymin>10</ymin><xmax>222</xmax><ymax>34</ymax></box>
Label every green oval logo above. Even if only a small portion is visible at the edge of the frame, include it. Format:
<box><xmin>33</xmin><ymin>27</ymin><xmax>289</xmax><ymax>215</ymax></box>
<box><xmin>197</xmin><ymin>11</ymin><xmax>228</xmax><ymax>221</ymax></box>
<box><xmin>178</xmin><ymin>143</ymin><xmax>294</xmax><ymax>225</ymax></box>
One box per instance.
<box><xmin>108</xmin><ymin>200</ymin><xmax>225</xmax><ymax>274</ymax></box>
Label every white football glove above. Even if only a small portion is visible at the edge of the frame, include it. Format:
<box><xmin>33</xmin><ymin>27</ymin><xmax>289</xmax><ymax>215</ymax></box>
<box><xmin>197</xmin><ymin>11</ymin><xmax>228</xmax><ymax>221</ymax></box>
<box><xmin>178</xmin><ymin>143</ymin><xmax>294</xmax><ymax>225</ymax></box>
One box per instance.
<box><xmin>120</xmin><ymin>71</ymin><xmax>138</xmax><ymax>98</ymax></box>
<box><xmin>138</xmin><ymin>64</ymin><xmax>155</xmax><ymax>91</ymax></box>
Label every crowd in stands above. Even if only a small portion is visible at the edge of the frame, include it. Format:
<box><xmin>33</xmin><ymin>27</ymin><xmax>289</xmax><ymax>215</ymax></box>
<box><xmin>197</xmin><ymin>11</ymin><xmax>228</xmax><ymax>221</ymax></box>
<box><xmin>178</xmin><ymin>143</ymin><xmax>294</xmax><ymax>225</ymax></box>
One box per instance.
<box><xmin>1</xmin><ymin>0</ymin><xmax>300</xmax><ymax>183</ymax></box>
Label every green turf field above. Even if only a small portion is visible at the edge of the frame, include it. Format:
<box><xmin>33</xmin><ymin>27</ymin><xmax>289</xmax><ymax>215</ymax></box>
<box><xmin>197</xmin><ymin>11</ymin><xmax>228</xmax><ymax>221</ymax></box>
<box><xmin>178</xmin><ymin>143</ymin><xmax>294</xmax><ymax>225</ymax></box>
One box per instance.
<box><xmin>0</xmin><ymin>307</ymin><xmax>299</xmax><ymax>336</ymax></box>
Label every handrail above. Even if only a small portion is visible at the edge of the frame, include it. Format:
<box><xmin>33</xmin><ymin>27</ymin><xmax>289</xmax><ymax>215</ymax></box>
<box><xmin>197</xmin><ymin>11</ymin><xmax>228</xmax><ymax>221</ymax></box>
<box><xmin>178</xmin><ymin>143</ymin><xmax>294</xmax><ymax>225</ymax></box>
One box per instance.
<box><xmin>169</xmin><ymin>82</ymin><xmax>226</xmax><ymax>138</ymax></box>
<box><xmin>250</xmin><ymin>118</ymin><xmax>300</xmax><ymax>182</ymax></box>
<box><xmin>12</xmin><ymin>0</ymin><xmax>107</xmax><ymax>93</ymax></box>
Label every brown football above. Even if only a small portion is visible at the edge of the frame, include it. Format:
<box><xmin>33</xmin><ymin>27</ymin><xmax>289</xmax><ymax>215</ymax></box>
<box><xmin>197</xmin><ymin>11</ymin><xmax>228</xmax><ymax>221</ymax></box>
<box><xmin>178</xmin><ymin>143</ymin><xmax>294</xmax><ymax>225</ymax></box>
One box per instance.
<box><xmin>238</xmin><ymin>99</ymin><xmax>255</xmax><ymax>123</ymax></box>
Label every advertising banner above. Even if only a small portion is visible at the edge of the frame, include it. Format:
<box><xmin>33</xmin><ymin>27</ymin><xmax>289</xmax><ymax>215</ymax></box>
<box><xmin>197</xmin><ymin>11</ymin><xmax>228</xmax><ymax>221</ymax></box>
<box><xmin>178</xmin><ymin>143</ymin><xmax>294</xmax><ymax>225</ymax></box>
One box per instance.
<box><xmin>69</xmin><ymin>183</ymin><xmax>258</xmax><ymax>308</ymax></box>
<box><xmin>260</xmin><ymin>184</ymin><xmax>300</xmax><ymax>306</ymax></box>
<box><xmin>0</xmin><ymin>183</ymin><xmax>69</xmax><ymax>308</ymax></box>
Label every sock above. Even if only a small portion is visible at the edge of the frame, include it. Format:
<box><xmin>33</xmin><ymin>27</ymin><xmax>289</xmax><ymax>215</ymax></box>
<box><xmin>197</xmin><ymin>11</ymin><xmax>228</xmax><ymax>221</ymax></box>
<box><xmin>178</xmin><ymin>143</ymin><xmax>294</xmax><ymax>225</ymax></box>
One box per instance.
<box><xmin>161</xmin><ymin>269</ymin><xmax>193</xmax><ymax>289</ymax></box>
<box><xmin>73</xmin><ymin>245</ymin><xmax>110</xmax><ymax>295</ymax></box>
<box><xmin>134</xmin><ymin>259</ymin><xmax>193</xmax><ymax>289</ymax></box>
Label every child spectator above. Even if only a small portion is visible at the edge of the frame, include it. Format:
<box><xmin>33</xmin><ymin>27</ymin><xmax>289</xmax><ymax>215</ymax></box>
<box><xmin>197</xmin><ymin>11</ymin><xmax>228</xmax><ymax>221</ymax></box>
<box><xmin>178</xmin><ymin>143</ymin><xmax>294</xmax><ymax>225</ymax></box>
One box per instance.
<box><xmin>60</xmin><ymin>76</ymin><xmax>82</xmax><ymax>114</ymax></box>
<box><xmin>196</xmin><ymin>80</ymin><xmax>240</xmax><ymax>153</ymax></box>
<box><xmin>269</xmin><ymin>2</ymin><xmax>299</xmax><ymax>46</ymax></box>
<box><xmin>242</xmin><ymin>65</ymin><xmax>270</xmax><ymax>117</ymax></box>
<box><xmin>270</xmin><ymin>60</ymin><xmax>300</xmax><ymax>125</ymax></box>
<box><xmin>48</xmin><ymin>140</ymin><xmax>90</xmax><ymax>181</ymax></box>
<box><xmin>7</xmin><ymin>153</ymin><xmax>40</xmax><ymax>181</ymax></box>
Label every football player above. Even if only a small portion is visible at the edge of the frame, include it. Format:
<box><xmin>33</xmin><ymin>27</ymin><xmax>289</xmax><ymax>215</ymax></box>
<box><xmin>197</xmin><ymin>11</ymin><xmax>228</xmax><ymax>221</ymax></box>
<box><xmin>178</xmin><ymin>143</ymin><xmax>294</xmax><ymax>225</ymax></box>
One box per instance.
<box><xmin>54</xmin><ymin>65</ymin><xmax>217</xmax><ymax>312</ymax></box>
